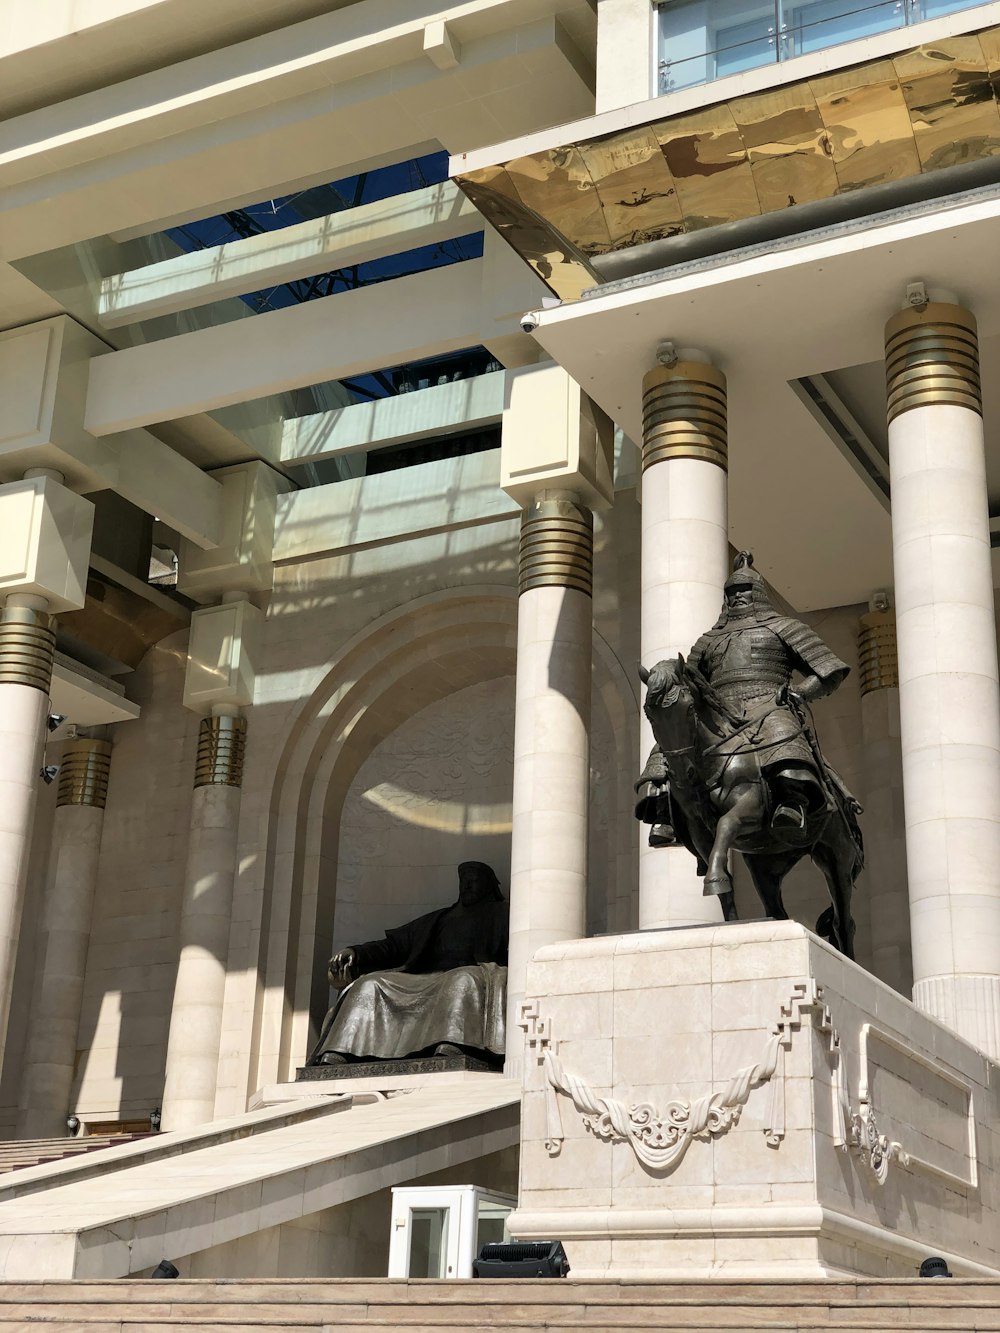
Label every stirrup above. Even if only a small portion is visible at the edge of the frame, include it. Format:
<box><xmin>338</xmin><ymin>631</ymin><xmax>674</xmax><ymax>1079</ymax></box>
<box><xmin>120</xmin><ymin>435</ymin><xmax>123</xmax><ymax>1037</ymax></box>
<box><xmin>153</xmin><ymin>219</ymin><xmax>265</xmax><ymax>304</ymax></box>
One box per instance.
<box><xmin>773</xmin><ymin>803</ymin><xmax>805</xmax><ymax>831</ymax></box>
<box><xmin>649</xmin><ymin>823</ymin><xmax>677</xmax><ymax>848</ymax></box>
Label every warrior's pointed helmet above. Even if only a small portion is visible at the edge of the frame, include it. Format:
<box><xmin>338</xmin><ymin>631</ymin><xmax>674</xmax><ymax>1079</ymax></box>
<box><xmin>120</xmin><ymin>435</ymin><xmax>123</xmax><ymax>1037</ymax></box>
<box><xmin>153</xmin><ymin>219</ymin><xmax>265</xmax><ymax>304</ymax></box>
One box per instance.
<box><xmin>723</xmin><ymin>551</ymin><xmax>775</xmax><ymax>617</ymax></box>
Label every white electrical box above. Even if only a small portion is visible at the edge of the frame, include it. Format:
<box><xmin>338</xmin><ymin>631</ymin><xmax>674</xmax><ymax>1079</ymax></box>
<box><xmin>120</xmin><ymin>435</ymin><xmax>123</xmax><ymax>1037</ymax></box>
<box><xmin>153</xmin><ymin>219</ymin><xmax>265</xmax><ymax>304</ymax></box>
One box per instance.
<box><xmin>387</xmin><ymin>1185</ymin><xmax>516</xmax><ymax>1279</ymax></box>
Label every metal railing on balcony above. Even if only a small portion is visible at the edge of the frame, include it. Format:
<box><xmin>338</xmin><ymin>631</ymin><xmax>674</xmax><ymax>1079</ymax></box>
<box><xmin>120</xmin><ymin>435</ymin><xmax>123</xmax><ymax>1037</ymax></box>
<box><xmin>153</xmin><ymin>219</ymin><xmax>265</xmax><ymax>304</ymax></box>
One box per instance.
<box><xmin>657</xmin><ymin>0</ymin><xmax>976</xmax><ymax>91</ymax></box>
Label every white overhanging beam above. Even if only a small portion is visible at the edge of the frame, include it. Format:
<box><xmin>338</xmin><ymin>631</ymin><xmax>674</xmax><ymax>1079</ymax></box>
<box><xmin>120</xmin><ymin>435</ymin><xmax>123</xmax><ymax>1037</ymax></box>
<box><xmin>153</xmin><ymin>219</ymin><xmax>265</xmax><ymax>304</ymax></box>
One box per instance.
<box><xmin>85</xmin><ymin>261</ymin><xmax>486</xmax><ymax>435</ymax></box>
<box><xmin>280</xmin><ymin>370</ymin><xmax>506</xmax><ymax>465</ymax></box>
<box><xmin>114</xmin><ymin>430</ymin><xmax>224</xmax><ymax>549</ymax></box>
<box><xmin>98</xmin><ymin>183</ymin><xmax>481</xmax><ymax>328</ymax></box>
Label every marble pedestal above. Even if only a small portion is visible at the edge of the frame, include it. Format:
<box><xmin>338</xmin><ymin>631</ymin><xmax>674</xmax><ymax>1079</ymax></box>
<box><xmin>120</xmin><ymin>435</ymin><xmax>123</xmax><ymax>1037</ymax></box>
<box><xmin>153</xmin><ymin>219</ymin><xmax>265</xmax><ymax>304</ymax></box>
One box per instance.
<box><xmin>511</xmin><ymin>921</ymin><xmax>1000</xmax><ymax>1279</ymax></box>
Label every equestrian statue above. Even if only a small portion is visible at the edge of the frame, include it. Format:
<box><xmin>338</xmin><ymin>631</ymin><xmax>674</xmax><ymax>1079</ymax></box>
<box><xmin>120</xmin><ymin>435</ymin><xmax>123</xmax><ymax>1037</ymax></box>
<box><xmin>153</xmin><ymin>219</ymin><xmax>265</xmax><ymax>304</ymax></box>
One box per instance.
<box><xmin>636</xmin><ymin>552</ymin><xmax>863</xmax><ymax>957</ymax></box>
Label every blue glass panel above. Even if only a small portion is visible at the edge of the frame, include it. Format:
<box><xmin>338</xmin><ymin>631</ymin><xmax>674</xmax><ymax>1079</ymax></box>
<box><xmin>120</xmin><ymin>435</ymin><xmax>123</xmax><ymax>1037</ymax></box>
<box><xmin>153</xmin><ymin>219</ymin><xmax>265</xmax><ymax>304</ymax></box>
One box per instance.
<box><xmin>783</xmin><ymin>0</ymin><xmax>902</xmax><ymax>54</ymax></box>
<box><xmin>715</xmin><ymin>16</ymin><xmax>778</xmax><ymax>74</ymax></box>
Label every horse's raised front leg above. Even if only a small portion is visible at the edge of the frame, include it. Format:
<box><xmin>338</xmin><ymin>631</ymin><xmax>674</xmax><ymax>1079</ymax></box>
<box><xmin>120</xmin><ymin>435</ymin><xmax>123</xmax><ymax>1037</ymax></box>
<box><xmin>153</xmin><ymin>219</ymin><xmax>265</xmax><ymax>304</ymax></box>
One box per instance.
<box><xmin>704</xmin><ymin>785</ymin><xmax>765</xmax><ymax>898</ymax></box>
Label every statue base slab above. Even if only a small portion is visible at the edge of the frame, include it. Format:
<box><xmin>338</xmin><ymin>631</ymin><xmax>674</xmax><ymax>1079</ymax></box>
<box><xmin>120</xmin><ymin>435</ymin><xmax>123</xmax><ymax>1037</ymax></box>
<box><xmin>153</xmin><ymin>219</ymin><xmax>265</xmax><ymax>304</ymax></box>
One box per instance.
<box><xmin>511</xmin><ymin>920</ymin><xmax>1000</xmax><ymax>1280</ymax></box>
<box><xmin>296</xmin><ymin>1053</ymin><xmax>499</xmax><ymax>1081</ymax></box>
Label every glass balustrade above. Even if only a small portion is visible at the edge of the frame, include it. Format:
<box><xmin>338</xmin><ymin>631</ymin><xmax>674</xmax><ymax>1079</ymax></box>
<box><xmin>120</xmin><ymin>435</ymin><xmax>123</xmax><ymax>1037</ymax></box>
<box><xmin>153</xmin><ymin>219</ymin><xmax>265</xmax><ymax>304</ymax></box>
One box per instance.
<box><xmin>658</xmin><ymin>0</ymin><xmax>980</xmax><ymax>92</ymax></box>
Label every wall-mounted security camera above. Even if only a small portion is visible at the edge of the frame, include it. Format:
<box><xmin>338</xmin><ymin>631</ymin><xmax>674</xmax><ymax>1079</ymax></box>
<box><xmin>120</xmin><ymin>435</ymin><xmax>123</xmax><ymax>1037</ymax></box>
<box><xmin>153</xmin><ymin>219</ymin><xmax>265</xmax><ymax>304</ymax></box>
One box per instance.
<box><xmin>520</xmin><ymin>312</ymin><xmax>539</xmax><ymax>334</ymax></box>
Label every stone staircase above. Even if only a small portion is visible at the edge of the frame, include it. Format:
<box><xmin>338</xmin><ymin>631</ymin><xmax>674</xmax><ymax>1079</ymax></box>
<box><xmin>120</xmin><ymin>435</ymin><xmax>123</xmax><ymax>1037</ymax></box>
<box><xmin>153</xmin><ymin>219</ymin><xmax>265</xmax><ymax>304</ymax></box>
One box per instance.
<box><xmin>0</xmin><ymin>1134</ymin><xmax>140</xmax><ymax>1175</ymax></box>
<box><xmin>0</xmin><ymin>1278</ymin><xmax>995</xmax><ymax>1330</ymax></box>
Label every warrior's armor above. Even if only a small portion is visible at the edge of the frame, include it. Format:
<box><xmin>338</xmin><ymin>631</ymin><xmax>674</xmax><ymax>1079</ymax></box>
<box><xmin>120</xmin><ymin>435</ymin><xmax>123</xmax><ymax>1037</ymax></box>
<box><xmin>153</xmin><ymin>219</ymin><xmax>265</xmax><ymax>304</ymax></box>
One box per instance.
<box><xmin>637</xmin><ymin>553</ymin><xmax>854</xmax><ymax>847</ymax></box>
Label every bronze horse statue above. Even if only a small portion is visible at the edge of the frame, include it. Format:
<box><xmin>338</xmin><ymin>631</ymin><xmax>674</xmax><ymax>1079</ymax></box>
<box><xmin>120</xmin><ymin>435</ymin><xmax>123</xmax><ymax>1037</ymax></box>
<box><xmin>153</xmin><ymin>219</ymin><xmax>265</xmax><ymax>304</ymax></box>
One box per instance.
<box><xmin>639</xmin><ymin>654</ymin><xmax>863</xmax><ymax>957</ymax></box>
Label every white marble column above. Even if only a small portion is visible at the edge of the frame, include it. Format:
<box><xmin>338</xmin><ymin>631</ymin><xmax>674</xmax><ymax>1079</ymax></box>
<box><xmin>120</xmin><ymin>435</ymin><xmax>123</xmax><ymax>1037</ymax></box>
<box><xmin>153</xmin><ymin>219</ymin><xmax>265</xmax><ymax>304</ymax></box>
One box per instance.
<box><xmin>639</xmin><ymin>354</ymin><xmax>729</xmax><ymax>928</ymax></box>
<box><xmin>857</xmin><ymin>607</ymin><xmax>912</xmax><ymax>996</ymax></box>
<box><xmin>886</xmin><ymin>299</ymin><xmax>1000</xmax><ymax>1058</ymax></box>
<box><xmin>0</xmin><ymin>593</ymin><xmax>56</xmax><ymax>1073</ymax></box>
<box><xmin>507</xmin><ymin>492</ymin><xmax>592</xmax><ymax>1079</ymax></box>
<box><xmin>161</xmin><ymin>706</ymin><xmax>247</xmax><ymax>1130</ymax></box>
<box><xmin>17</xmin><ymin>735</ymin><xmax>111</xmax><ymax>1137</ymax></box>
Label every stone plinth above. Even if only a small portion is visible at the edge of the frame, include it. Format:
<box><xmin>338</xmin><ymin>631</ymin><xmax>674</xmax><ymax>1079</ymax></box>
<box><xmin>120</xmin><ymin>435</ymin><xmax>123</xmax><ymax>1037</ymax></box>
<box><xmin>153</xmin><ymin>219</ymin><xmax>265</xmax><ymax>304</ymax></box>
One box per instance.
<box><xmin>511</xmin><ymin>921</ymin><xmax>1000</xmax><ymax>1279</ymax></box>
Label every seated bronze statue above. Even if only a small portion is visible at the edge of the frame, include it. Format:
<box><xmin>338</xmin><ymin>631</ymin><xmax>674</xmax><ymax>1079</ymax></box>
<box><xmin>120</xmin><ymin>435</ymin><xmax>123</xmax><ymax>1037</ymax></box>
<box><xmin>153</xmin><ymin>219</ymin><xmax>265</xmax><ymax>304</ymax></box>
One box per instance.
<box><xmin>307</xmin><ymin>861</ymin><xmax>508</xmax><ymax>1067</ymax></box>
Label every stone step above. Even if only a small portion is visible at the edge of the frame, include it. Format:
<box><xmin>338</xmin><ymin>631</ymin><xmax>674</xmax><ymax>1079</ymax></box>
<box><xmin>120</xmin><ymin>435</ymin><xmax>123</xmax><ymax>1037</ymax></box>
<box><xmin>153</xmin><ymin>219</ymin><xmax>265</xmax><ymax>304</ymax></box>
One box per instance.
<box><xmin>0</xmin><ymin>1279</ymin><xmax>995</xmax><ymax>1331</ymax></box>
<box><xmin>0</xmin><ymin>1135</ymin><xmax>136</xmax><ymax>1174</ymax></box>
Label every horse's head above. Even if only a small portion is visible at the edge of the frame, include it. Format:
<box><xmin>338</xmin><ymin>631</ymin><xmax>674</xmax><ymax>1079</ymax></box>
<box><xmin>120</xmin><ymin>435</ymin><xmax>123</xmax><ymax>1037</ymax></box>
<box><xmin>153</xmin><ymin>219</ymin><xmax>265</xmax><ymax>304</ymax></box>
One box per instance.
<box><xmin>639</xmin><ymin>655</ymin><xmax>690</xmax><ymax>715</ymax></box>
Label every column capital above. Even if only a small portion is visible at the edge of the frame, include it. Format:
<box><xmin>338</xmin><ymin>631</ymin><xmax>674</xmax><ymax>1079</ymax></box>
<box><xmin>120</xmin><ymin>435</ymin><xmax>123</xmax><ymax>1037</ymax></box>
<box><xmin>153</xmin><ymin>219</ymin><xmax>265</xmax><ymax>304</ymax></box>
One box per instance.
<box><xmin>857</xmin><ymin>608</ymin><xmax>898</xmax><ymax>697</ymax></box>
<box><xmin>56</xmin><ymin>738</ymin><xmax>112</xmax><ymax>809</ymax></box>
<box><xmin>194</xmin><ymin>713</ymin><xmax>247</xmax><ymax>789</ymax></box>
<box><xmin>884</xmin><ymin>302</ymin><xmax>980</xmax><ymax>424</ymax></box>
<box><xmin>0</xmin><ymin>602</ymin><xmax>56</xmax><ymax>692</ymax></box>
<box><xmin>518</xmin><ymin>494</ymin><xmax>593</xmax><ymax>598</ymax></box>
<box><xmin>641</xmin><ymin>360</ymin><xmax>727</xmax><ymax>472</ymax></box>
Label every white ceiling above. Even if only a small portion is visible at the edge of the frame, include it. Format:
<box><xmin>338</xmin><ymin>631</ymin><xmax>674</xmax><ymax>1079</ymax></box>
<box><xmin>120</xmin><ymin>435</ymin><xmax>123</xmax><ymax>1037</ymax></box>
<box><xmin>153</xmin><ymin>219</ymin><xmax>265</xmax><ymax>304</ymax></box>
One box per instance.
<box><xmin>527</xmin><ymin>193</ymin><xmax>1000</xmax><ymax>611</ymax></box>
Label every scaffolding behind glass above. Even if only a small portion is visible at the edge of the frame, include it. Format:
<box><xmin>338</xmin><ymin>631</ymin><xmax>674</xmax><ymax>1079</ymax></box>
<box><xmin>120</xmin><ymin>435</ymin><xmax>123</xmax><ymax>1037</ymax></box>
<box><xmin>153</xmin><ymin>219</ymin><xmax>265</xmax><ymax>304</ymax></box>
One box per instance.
<box><xmin>658</xmin><ymin>0</ymin><xmax>978</xmax><ymax>92</ymax></box>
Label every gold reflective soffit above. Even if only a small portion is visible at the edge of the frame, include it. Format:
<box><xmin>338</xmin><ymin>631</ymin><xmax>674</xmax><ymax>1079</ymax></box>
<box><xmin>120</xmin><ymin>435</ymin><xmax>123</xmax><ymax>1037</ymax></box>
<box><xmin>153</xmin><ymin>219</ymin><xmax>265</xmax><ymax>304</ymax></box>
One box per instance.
<box><xmin>457</xmin><ymin>164</ymin><xmax>597</xmax><ymax>301</ymax></box>
<box><xmin>893</xmin><ymin>34</ymin><xmax>1000</xmax><ymax>171</ymax></box>
<box><xmin>453</xmin><ymin>20</ymin><xmax>1000</xmax><ymax>301</ymax></box>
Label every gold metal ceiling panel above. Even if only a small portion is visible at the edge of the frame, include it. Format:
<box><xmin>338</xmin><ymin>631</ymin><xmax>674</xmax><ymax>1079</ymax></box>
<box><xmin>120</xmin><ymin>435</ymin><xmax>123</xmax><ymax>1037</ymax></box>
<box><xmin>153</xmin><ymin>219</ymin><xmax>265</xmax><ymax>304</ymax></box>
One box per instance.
<box><xmin>893</xmin><ymin>35</ymin><xmax>1000</xmax><ymax>170</ymax></box>
<box><xmin>505</xmin><ymin>147</ymin><xmax>610</xmax><ymax>253</ymax></box>
<box><xmin>453</xmin><ymin>20</ymin><xmax>1000</xmax><ymax>302</ymax></box>
<box><xmin>653</xmin><ymin>104</ymin><xmax>761</xmax><ymax>229</ymax></box>
<box><xmin>981</xmin><ymin>27</ymin><xmax>1000</xmax><ymax>103</ymax></box>
<box><xmin>730</xmin><ymin>84</ymin><xmax>841</xmax><ymax>212</ymax></box>
<box><xmin>577</xmin><ymin>128</ymin><xmax>684</xmax><ymax>249</ymax></box>
<box><xmin>810</xmin><ymin>60</ymin><xmax>920</xmax><ymax>190</ymax></box>
<box><xmin>458</xmin><ymin>164</ymin><xmax>597</xmax><ymax>300</ymax></box>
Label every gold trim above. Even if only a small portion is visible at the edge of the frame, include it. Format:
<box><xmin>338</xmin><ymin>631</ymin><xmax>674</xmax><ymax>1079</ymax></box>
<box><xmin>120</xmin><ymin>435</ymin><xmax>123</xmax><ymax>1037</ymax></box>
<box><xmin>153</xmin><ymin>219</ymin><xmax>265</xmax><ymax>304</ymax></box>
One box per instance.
<box><xmin>858</xmin><ymin>611</ymin><xmax>899</xmax><ymax>696</ymax></box>
<box><xmin>453</xmin><ymin>24</ymin><xmax>1000</xmax><ymax>302</ymax></box>
<box><xmin>642</xmin><ymin>362</ymin><xmax>728</xmax><ymax>471</ymax></box>
<box><xmin>57</xmin><ymin>740</ymin><xmax>112</xmax><ymax>809</ymax></box>
<box><xmin>194</xmin><ymin>715</ymin><xmax>247</xmax><ymax>789</ymax></box>
<box><xmin>885</xmin><ymin>303</ymin><xmax>981</xmax><ymax>423</ymax></box>
<box><xmin>0</xmin><ymin>605</ymin><xmax>56</xmax><ymax>692</ymax></box>
<box><xmin>519</xmin><ymin>498</ymin><xmax>593</xmax><ymax>596</ymax></box>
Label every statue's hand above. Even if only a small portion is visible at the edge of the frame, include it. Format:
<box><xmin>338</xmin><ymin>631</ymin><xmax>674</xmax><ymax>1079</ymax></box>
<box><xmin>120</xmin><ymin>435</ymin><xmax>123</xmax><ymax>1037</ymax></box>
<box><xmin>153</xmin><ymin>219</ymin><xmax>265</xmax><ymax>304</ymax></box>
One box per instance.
<box><xmin>328</xmin><ymin>947</ymin><xmax>357</xmax><ymax>988</ymax></box>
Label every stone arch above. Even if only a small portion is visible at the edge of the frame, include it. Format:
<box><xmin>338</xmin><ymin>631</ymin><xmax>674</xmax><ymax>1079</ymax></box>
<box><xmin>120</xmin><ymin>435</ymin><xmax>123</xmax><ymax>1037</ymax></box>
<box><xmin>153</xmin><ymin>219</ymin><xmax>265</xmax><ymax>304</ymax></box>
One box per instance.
<box><xmin>241</xmin><ymin>585</ymin><xmax>642</xmax><ymax>1095</ymax></box>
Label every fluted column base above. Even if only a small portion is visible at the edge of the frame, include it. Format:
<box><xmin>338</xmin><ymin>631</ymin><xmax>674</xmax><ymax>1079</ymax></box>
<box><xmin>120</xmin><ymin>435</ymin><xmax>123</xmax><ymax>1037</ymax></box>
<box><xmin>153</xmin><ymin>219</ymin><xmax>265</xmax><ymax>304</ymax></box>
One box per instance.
<box><xmin>913</xmin><ymin>975</ymin><xmax>1000</xmax><ymax>1061</ymax></box>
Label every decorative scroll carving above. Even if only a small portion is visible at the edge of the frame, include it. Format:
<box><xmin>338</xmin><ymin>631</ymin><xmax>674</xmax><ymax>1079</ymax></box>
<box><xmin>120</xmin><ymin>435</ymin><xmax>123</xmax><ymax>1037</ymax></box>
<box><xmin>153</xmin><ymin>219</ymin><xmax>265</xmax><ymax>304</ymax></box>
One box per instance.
<box><xmin>851</xmin><ymin>1103</ymin><xmax>895</xmax><ymax>1185</ymax></box>
<box><xmin>520</xmin><ymin>981</ymin><xmax>824</xmax><ymax>1172</ymax></box>
<box><xmin>523</xmin><ymin>981</ymin><xmax>976</xmax><ymax>1192</ymax></box>
<box><xmin>841</xmin><ymin>1022</ymin><xmax>977</xmax><ymax>1191</ymax></box>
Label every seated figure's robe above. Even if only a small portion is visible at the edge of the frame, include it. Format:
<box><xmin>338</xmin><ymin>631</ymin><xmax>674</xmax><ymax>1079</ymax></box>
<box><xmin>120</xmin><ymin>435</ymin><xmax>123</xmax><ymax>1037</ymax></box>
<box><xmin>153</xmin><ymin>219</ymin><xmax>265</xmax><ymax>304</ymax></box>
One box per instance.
<box><xmin>307</xmin><ymin>899</ymin><xmax>508</xmax><ymax>1064</ymax></box>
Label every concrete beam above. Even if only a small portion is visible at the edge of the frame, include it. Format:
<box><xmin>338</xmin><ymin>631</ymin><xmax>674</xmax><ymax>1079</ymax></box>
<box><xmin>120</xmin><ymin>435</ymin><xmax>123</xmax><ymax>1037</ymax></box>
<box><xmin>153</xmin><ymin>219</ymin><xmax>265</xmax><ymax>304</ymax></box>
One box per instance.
<box><xmin>98</xmin><ymin>182</ymin><xmax>481</xmax><ymax>328</ymax></box>
<box><xmin>279</xmin><ymin>370</ymin><xmax>506</xmax><ymax>465</ymax></box>
<box><xmin>114</xmin><ymin>430</ymin><xmax>224</xmax><ymax>549</ymax></box>
<box><xmin>273</xmin><ymin>449</ymin><xmax>519</xmax><ymax>563</ymax></box>
<box><xmin>85</xmin><ymin>261</ymin><xmax>485</xmax><ymax>434</ymax></box>
<box><xmin>0</xmin><ymin>11</ymin><xmax>593</xmax><ymax>260</ymax></box>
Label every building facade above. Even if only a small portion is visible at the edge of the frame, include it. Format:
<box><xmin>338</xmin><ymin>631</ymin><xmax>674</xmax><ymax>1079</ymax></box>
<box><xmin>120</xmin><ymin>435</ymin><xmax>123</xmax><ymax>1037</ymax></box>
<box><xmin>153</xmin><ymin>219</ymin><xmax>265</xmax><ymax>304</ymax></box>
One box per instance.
<box><xmin>0</xmin><ymin>0</ymin><xmax>996</xmax><ymax>1283</ymax></box>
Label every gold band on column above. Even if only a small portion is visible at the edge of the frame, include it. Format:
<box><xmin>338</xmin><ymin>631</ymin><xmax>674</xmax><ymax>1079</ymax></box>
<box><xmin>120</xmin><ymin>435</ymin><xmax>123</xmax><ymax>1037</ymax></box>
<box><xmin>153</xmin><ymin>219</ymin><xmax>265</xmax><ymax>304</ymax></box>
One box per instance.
<box><xmin>858</xmin><ymin>610</ymin><xmax>899</xmax><ymax>696</ymax></box>
<box><xmin>194</xmin><ymin>715</ymin><xmax>247</xmax><ymax>788</ymax></box>
<box><xmin>641</xmin><ymin>361</ymin><xmax>727</xmax><ymax>472</ymax></box>
<box><xmin>57</xmin><ymin>740</ymin><xmax>112</xmax><ymax>809</ymax></box>
<box><xmin>0</xmin><ymin>605</ymin><xmax>56</xmax><ymax>692</ymax></box>
<box><xmin>885</xmin><ymin>303</ymin><xmax>981</xmax><ymax>425</ymax></box>
<box><xmin>518</xmin><ymin>497</ymin><xmax>593</xmax><ymax>597</ymax></box>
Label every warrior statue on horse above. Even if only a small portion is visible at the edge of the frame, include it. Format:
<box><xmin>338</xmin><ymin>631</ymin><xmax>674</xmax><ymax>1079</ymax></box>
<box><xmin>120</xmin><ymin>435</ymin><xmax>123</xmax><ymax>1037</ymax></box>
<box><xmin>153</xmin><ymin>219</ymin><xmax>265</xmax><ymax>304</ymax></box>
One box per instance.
<box><xmin>636</xmin><ymin>551</ymin><xmax>864</xmax><ymax>957</ymax></box>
